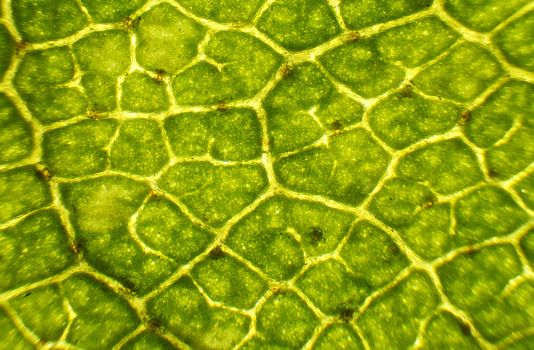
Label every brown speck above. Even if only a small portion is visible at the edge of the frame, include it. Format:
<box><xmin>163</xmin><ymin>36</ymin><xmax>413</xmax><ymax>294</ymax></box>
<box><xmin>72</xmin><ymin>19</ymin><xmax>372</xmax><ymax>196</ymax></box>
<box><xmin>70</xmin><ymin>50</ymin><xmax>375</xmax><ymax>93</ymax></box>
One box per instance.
<box><xmin>209</xmin><ymin>245</ymin><xmax>225</xmax><ymax>259</ymax></box>
<box><xmin>340</xmin><ymin>308</ymin><xmax>355</xmax><ymax>322</ymax></box>
<box><xmin>343</xmin><ymin>31</ymin><xmax>361</xmax><ymax>43</ymax></box>
<box><xmin>399</xmin><ymin>84</ymin><xmax>414</xmax><ymax>98</ymax></box>
<box><xmin>421</xmin><ymin>198</ymin><xmax>435</xmax><ymax>210</ymax></box>
<box><xmin>122</xmin><ymin>16</ymin><xmax>140</xmax><ymax>32</ymax></box>
<box><xmin>280</xmin><ymin>63</ymin><xmax>294</xmax><ymax>78</ymax></box>
<box><xmin>308</xmin><ymin>226</ymin><xmax>324</xmax><ymax>246</ymax></box>
<box><xmin>330</xmin><ymin>120</ymin><xmax>343</xmax><ymax>131</ymax></box>
<box><xmin>16</xmin><ymin>41</ymin><xmax>28</xmax><ymax>55</ymax></box>
<box><xmin>87</xmin><ymin>109</ymin><xmax>102</xmax><ymax>120</ymax></box>
<box><xmin>458</xmin><ymin>321</ymin><xmax>471</xmax><ymax>336</ymax></box>
<box><xmin>458</xmin><ymin>110</ymin><xmax>471</xmax><ymax>126</ymax></box>
<box><xmin>216</xmin><ymin>100</ymin><xmax>228</xmax><ymax>112</ymax></box>
<box><xmin>35</xmin><ymin>164</ymin><xmax>52</xmax><ymax>182</ymax></box>
<box><xmin>70</xmin><ymin>239</ymin><xmax>83</xmax><ymax>255</ymax></box>
<box><xmin>154</xmin><ymin>69</ymin><xmax>166</xmax><ymax>84</ymax></box>
<box><xmin>146</xmin><ymin>317</ymin><xmax>162</xmax><ymax>331</ymax></box>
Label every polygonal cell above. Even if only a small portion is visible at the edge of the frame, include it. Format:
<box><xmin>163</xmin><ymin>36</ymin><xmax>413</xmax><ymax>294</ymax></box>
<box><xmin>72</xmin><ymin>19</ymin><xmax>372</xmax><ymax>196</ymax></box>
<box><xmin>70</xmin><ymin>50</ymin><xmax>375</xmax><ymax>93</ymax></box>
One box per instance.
<box><xmin>256</xmin><ymin>291</ymin><xmax>319</xmax><ymax>348</ymax></box>
<box><xmin>60</xmin><ymin>177</ymin><xmax>176</xmax><ymax>294</ymax></box>
<box><xmin>264</xmin><ymin>63</ymin><xmax>363</xmax><ymax>154</ymax></box>
<box><xmin>136</xmin><ymin>3</ymin><xmax>205</xmax><ymax>74</ymax></box>
<box><xmin>82</xmin><ymin>72</ymin><xmax>117</xmax><ymax>112</ymax></box>
<box><xmin>0</xmin><ymin>210</ymin><xmax>74</xmax><ymax>292</ymax></box>
<box><xmin>465</xmin><ymin>81</ymin><xmax>534</xmax><ymax>148</ymax></box>
<box><xmin>0</xmin><ymin>93</ymin><xmax>33</xmax><ymax>163</ymax></box>
<box><xmin>315</xmin><ymin>324</ymin><xmax>364</xmax><ymax>350</ymax></box>
<box><xmin>296</xmin><ymin>260</ymin><xmax>370</xmax><ymax>316</ymax></box>
<box><xmin>148</xmin><ymin>277</ymin><xmax>250</xmax><ymax>350</ymax></box>
<box><xmin>226</xmin><ymin>197</ymin><xmax>354</xmax><ymax>279</ymax></box>
<box><xmin>0</xmin><ymin>310</ymin><xmax>32</xmax><ymax>349</ymax></box>
<box><xmin>137</xmin><ymin>197</ymin><xmax>213</xmax><ymax>264</ymax></box>
<box><xmin>495</xmin><ymin>11</ymin><xmax>534</xmax><ymax>71</ymax></box>
<box><xmin>178</xmin><ymin>0</ymin><xmax>264</xmax><ymax>23</ymax></box>
<box><xmin>444</xmin><ymin>0</ymin><xmax>530</xmax><ymax>32</ymax></box>
<box><xmin>486</xmin><ymin>123</ymin><xmax>534</xmax><ymax>180</ymax></box>
<box><xmin>340</xmin><ymin>0</ymin><xmax>433</xmax><ymax>30</ymax></box>
<box><xmin>515</xmin><ymin>173</ymin><xmax>534</xmax><ymax>210</ymax></box>
<box><xmin>373</xmin><ymin>17</ymin><xmax>458</xmax><ymax>68</ymax></box>
<box><xmin>61</xmin><ymin>274</ymin><xmax>139</xmax><ymax>348</ymax></box>
<box><xmin>359</xmin><ymin>272</ymin><xmax>439</xmax><ymax>349</ymax></box>
<box><xmin>121</xmin><ymin>72</ymin><xmax>168</xmax><ymax>112</ymax></box>
<box><xmin>14</xmin><ymin>46</ymin><xmax>87</xmax><ymax>124</ymax></box>
<box><xmin>455</xmin><ymin>185</ymin><xmax>528</xmax><ymax>245</ymax></box>
<box><xmin>0</xmin><ymin>165</ymin><xmax>50</xmax><ymax>223</ymax></box>
<box><xmin>74</xmin><ymin>30</ymin><xmax>130</xmax><ymax>76</ymax></box>
<box><xmin>421</xmin><ymin>312</ymin><xmax>481</xmax><ymax>349</ymax></box>
<box><xmin>123</xmin><ymin>331</ymin><xmax>175</xmax><ymax>350</ymax></box>
<box><xmin>82</xmin><ymin>0</ymin><xmax>145</xmax><ymax>23</ymax></box>
<box><xmin>275</xmin><ymin>129</ymin><xmax>390</xmax><ymax>206</ymax></box>
<box><xmin>164</xmin><ymin>109</ymin><xmax>262</xmax><ymax>161</ymax></box>
<box><xmin>42</xmin><ymin>119</ymin><xmax>117</xmax><ymax>178</ymax></box>
<box><xmin>340</xmin><ymin>221</ymin><xmax>409</xmax><ymax>289</ymax></box>
<box><xmin>15</xmin><ymin>47</ymin><xmax>74</xmax><ymax>93</ymax></box>
<box><xmin>159</xmin><ymin>162</ymin><xmax>267</xmax><ymax>227</ymax></box>
<box><xmin>368</xmin><ymin>91</ymin><xmax>460</xmax><ymax>150</ymax></box>
<box><xmin>520</xmin><ymin>229</ymin><xmax>534</xmax><ymax>266</ymax></box>
<box><xmin>398</xmin><ymin>203</ymin><xmax>453</xmax><ymax>261</ymax></box>
<box><xmin>110</xmin><ymin>119</ymin><xmax>169</xmax><ymax>176</ymax></box>
<box><xmin>320</xmin><ymin>38</ymin><xmax>405</xmax><ymax>98</ymax></box>
<box><xmin>413</xmin><ymin>42</ymin><xmax>504</xmax><ymax>102</ymax></box>
<box><xmin>0</xmin><ymin>24</ymin><xmax>15</xmax><ymax>80</ymax></box>
<box><xmin>438</xmin><ymin>245</ymin><xmax>533</xmax><ymax>342</ymax></box>
<box><xmin>369</xmin><ymin>177</ymin><xmax>436</xmax><ymax>227</ymax></box>
<box><xmin>12</xmin><ymin>0</ymin><xmax>88</xmax><ymax>42</ymax></box>
<box><xmin>397</xmin><ymin>139</ymin><xmax>483</xmax><ymax>194</ymax></box>
<box><xmin>257</xmin><ymin>0</ymin><xmax>341</xmax><ymax>51</ymax></box>
<box><xmin>10</xmin><ymin>285</ymin><xmax>68</xmax><ymax>342</ymax></box>
<box><xmin>191</xmin><ymin>254</ymin><xmax>268</xmax><ymax>309</ymax></box>
<box><xmin>74</xmin><ymin>30</ymin><xmax>130</xmax><ymax>112</ymax></box>
<box><xmin>173</xmin><ymin>31</ymin><xmax>282</xmax><ymax>105</ymax></box>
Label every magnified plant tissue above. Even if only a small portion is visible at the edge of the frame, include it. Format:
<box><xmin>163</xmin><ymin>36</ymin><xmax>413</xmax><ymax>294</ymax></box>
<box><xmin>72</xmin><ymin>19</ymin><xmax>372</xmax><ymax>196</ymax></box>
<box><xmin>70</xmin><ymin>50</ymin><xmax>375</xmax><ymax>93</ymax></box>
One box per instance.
<box><xmin>0</xmin><ymin>0</ymin><xmax>533</xmax><ymax>349</ymax></box>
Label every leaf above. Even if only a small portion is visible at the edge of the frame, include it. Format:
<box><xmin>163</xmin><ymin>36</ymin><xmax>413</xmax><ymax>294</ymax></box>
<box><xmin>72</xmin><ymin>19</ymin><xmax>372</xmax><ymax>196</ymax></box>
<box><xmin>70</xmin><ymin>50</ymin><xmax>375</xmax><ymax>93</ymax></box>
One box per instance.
<box><xmin>0</xmin><ymin>0</ymin><xmax>533</xmax><ymax>349</ymax></box>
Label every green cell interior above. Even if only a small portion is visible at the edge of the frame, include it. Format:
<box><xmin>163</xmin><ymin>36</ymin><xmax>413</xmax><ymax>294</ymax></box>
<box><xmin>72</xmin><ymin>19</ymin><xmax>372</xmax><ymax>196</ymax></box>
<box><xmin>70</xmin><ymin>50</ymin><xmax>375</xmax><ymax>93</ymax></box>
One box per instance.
<box><xmin>0</xmin><ymin>0</ymin><xmax>533</xmax><ymax>349</ymax></box>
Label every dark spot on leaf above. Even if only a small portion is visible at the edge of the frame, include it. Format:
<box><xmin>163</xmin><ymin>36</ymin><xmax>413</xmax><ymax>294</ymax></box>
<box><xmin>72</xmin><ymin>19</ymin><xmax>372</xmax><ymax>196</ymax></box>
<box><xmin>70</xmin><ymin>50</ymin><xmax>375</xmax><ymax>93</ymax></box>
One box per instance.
<box><xmin>329</xmin><ymin>120</ymin><xmax>343</xmax><ymax>131</ymax></box>
<box><xmin>24</xmin><ymin>292</ymin><xmax>32</xmax><ymax>297</ymax></box>
<box><xmin>342</xmin><ymin>31</ymin><xmax>361</xmax><ymax>43</ymax></box>
<box><xmin>340</xmin><ymin>307</ymin><xmax>355</xmax><ymax>322</ymax></box>
<box><xmin>307</xmin><ymin>226</ymin><xmax>324</xmax><ymax>246</ymax></box>
<box><xmin>146</xmin><ymin>317</ymin><xmax>162</xmax><ymax>331</ymax></box>
<box><xmin>280</xmin><ymin>63</ymin><xmax>294</xmax><ymax>78</ymax></box>
<box><xmin>34</xmin><ymin>164</ymin><xmax>53</xmax><ymax>182</ymax></box>
<box><xmin>458</xmin><ymin>320</ymin><xmax>472</xmax><ymax>336</ymax></box>
<box><xmin>458</xmin><ymin>110</ymin><xmax>471</xmax><ymax>126</ymax></box>
<box><xmin>154</xmin><ymin>69</ymin><xmax>166</xmax><ymax>84</ymax></box>
<box><xmin>216</xmin><ymin>100</ymin><xmax>229</xmax><ymax>112</ymax></box>
<box><xmin>209</xmin><ymin>245</ymin><xmax>225</xmax><ymax>259</ymax></box>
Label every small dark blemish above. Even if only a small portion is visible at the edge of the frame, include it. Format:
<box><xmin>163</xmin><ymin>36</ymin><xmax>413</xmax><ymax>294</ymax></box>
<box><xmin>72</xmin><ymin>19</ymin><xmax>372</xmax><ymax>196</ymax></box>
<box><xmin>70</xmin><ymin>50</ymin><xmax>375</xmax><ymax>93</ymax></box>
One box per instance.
<box><xmin>329</xmin><ymin>120</ymin><xmax>343</xmax><ymax>131</ymax></box>
<box><xmin>69</xmin><ymin>239</ymin><xmax>84</xmax><ymax>255</ymax></box>
<box><xmin>154</xmin><ymin>69</ymin><xmax>166</xmax><ymax>84</ymax></box>
<box><xmin>122</xmin><ymin>16</ymin><xmax>141</xmax><ymax>32</ymax></box>
<box><xmin>458</xmin><ymin>321</ymin><xmax>472</xmax><ymax>336</ymax></box>
<box><xmin>216</xmin><ymin>100</ymin><xmax>229</xmax><ymax>113</ymax></box>
<box><xmin>458</xmin><ymin>110</ymin><xmax>471</xmax><ymax>126</ymax></box>
<box><xmin>342</xmin><ymin>31</ymin><xmax>361</xmax><ymax>43</ymax></box>
<box><xmin>146</xmin><ymin>317</ymin><xmax>162</xmax><ymax>331</ymax></box>
<box><xmin>308</xmin><ymin>226</ymin><xmax>324</xmax><ymax>246</ymax></box>
<box><xmin>16</xmin><ymin>41</ymin><xmax>28</xmax><ymax>55</ymax></box>
<box><xmin>399</xmin><ymin>84</ymin><xmax>414</xmax><ymax>98</ymax></box>
<box><xmin>208</xmin><ymin>245</ymin><xmax>225</xmax><ymax>260</ymax></box>
<box><xmin>24</xmin><ymin>292</ymin><xmax>32</xmax><ymax>297</ymax></box>
<box><xmin>340</xmin><ymin>307</ymin><xmax>355</xmax><ymax>322</ymax></box>
<box><xmin>280</xmin><ymin>63</ymin><xmax>294</xmax><ymax>79</ymax></box>
<box><xmin>34</xmin><ymin>164</ymin><xmax>53</xmax><ymax>182</ymax></box>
